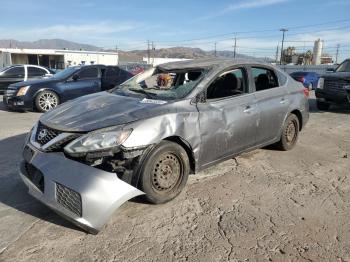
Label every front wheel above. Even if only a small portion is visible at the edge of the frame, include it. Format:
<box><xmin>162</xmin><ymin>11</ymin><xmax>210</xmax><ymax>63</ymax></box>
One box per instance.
<box><xmin>275</xmin><ymin>114</ymin><xmax>300</xmax><ymax>151</ymax></box>
<box><xmin>139</xmin><ymin>141</ymin><xmax>190</xmax><ymax>204</ymax></box>
<box><xmin>35</xmin><ymin>91</ymin><xmax>60</xmax><ymax>112</ymax></box>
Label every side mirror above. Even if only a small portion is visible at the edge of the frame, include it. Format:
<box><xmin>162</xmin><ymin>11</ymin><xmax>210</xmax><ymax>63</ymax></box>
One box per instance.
<box><xmin>72</xmin><ymin>74</ymin><xmax>79</xmax><ymax>81</ymax></box>
<box><xmin>192</xmin><ymin>91</ymin><xmax>207</xmax><ymax>104</ymax></box>
<box><xmin>326</xmin><ymin>68</ymin><xmax>335</xmax><ymax>73</ymax></box>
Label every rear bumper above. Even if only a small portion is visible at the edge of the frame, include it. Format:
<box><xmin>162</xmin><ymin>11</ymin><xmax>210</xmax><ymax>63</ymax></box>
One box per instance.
<box><xmin>315</xmin><ymin>89</ymin><xmax>350</xmax><ymax>104</ymax></box>
<box><xmin>19</xmin><ymin>143</ymin><xmax>144</xmax><ymax>233</ymax></box>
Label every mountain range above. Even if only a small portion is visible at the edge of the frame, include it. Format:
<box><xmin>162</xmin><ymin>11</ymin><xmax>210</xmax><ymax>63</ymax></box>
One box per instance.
<box><xmin>0</xmin><ymin>38</ymin><xmax>272</xmax><ymax>62</ymax></box>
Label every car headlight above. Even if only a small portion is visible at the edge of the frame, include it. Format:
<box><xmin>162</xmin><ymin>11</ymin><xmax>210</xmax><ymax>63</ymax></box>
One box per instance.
<box><xmin>17</xmin><ymin>85</ymin><xmax>31</xmax><ymax>96</ymax></box>
<box><xmin>317</xmin><ymin>78</ymin><xmax>324</xmax><ymax>89</ymax></box>
<box><xmin>64</xmin><ymin>129</ymin><xmax>132</xmax><ymax>154</ymax></box>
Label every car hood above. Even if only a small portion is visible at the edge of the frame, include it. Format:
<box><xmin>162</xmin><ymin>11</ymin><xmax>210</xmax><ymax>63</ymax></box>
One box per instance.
<box><xmin>9</xmin><ymin>77</ymin><xmax>60</xmax><ymax>88</ymax></box>
<box><xmin>322</xmin><ymin>72</ymin><xmax>350</xmax><ymax>79</ymax></box>
<box><xmin>40</xmin><ymin>92</ymin><xmax>175</xmax><ymax>132</ymax></box>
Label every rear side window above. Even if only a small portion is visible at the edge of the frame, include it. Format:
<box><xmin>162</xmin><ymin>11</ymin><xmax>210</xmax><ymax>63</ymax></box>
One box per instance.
<box><xmin>28</xmin><ymin>67</ymin><xmax>47</xmax><ymax>77</ymax></box>
<box><xmin>78</xmin><ymin>67</ymin><xmax>98</xmax><ymax>79</ymax></box>
<box><xmin>3</xmin><ymin>66</ymin><xmax>24</xmax><ymax>78</ymax></box>
<box><xmin>252</xmin><ymin>67</ymin><xmax>279</xmax><ymax>91</ymax></box>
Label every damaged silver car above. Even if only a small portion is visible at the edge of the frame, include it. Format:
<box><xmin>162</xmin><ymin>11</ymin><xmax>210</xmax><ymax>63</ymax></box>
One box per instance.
<box><xmin>20</xmin><ymin>58</ymin><xmax>309</xmax><ymax>233</ymax></box>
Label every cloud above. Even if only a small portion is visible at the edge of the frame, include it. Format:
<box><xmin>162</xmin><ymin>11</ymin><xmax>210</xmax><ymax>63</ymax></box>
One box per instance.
<box><xmin>0</xmin><ymin>21</ymin><xmax>142</xmax><ymax>46</ymax></box>
<box><xmin>196</xmin><ymin>0</ymin><xmax>290</xmax><ymax>21</ymax></box>
<box><xmin>226</xmin><ymin>0</ymin><xmax>289</xmax><ymax>10</ymax></box>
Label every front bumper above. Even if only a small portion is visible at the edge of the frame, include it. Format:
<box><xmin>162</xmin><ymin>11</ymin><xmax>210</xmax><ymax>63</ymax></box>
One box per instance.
<box><xmin>315</xmin><ymin>89</ymin><xmax>350</xmax><ymax>104</ymax></box>
<box><xmin>3</xmin><ymin>95</ymin><xmax>33</xmax><ymax>110</ymax></box>
<box><xmin>19</xmin><ymin>143</ymin><xmax>144</xmax><ymax>233</ymax></box>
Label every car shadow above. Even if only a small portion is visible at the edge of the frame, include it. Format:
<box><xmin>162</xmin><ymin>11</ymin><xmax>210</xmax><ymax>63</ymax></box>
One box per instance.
<box><xmin>0</xmin><ymin>133</ymin><xmax>86</xmax><ymax>233</ymax></box>
<box><xmin>309</xmin><ymin>98</ymin><xmax>350</xmax><ymax>114</ymax></box>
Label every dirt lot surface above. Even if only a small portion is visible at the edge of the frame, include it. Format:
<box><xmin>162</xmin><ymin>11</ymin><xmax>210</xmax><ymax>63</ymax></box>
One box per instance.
<box><xmin>0</xmin><ymin>93</ymin><xmax>349</xmax><ymax>262</ymax></box>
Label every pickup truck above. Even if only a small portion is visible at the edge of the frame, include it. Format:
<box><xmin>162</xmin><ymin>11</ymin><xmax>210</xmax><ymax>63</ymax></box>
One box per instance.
<box><xmin>316</xmin><ymin>59</ymin><xmax>350</xmax><ymax>110</ymax></box>
<box><xmin>3</xmin><ymin>65</ymin><xmax>133</xmax><ymax>112</ymax></box>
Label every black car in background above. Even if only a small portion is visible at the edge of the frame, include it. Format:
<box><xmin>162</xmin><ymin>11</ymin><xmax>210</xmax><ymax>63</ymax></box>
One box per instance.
<box><xmin>3</xmin><ymin>65</ymin><xmax>134</xmax><ymax>112</ymax></box>
<box><xmin>316</xmin><ymin>59</ymin><xmax>350</xmax><ymax>110</ymax></box>
<box><xmin>0</xmin><ymin>64</ymin><xmax>54</xmax><ymax>93</ymax></box>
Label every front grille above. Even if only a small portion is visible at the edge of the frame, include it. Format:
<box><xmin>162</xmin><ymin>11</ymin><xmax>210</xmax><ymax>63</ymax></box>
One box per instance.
<box><xmin>35</xmin><ymin>122</ymin><xmax>62</xmax><ymax>146</ymax></box>
<box><xmin>56</xmin><ymin>183</ymin><xmax>82</xmax><ymax>217</ymax></box>
<box><xmin>24</xmin><ymin>162</ymin><xmax>45</xmax><ymax>192</ymax></box>
<box><xmin>4</xmin><ymin>88</ymin><xmax>17</xmax><ymax>97</ymax></box>
<box><xmin>324</xmin><ymin>79</ymin><xmax>350</xmax><ymax>91</ymax></box>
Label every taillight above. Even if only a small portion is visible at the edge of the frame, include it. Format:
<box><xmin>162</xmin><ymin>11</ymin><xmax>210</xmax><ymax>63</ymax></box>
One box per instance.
<box><xmin>303</xmin><ymin>87</ymin><xmax>309</xmax><ymax>97</ymax></box>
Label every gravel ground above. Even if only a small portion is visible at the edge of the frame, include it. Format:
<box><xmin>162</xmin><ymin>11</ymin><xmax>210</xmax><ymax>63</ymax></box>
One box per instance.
<box><xmin>0</xmin><ymin>93</ymin><xmax>349</xmax><ymax>262</ymax></box>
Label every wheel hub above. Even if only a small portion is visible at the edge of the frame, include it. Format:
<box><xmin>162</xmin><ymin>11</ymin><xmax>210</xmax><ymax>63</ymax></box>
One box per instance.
<box><xmin>152</xmin><ymin>153</ymin><xmax>181</xmax><ymax>191</ymax></box>
<box><xmin>286</xmin><ymin>121</ymin><xmax>296</xmax><ymax>143</ymax></box>
<box><xmin>39</xmin><ymin>93</ymin><xmax>57</xmax><ymax>111</ymax></box>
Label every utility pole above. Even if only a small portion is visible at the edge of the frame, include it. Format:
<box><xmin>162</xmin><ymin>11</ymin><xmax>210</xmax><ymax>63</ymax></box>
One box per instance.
<box><xmin>335</xmin><ymin>44</ymin><xmax>340</xmax><ymax>64</ymax></box>
<box><xmin>233</xmin><ymin>36</ymin><xmax>237</xmax><ymax>59</ymax></box>
<box><xmin>147</xmin><ymin>40</ymin><xmax>150</xmax><ymax>64</ymax></box>
<box><xmin>152</xmin><ymin>41</ymin><xmax>155</xmax><ymax>64</ymax></box>
<box><xmin>279</xmin><ymin>28</ymin><xmax>288</xmax><ymax>65</ymax></box>
<box><xmin>214</xmin><ymin>42</ymin><xmax>217</xmax><ymax>57</ymax></box>
<box><xmin>275</xmin><ymin>44</ymin><xmax>279</xmax><ymax>64</ymax></box>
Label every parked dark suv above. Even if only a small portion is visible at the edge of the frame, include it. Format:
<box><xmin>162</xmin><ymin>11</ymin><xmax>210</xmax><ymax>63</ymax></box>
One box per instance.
<box><xmin>3</xmin><ymin>65</ymin><xmax>133</xmax><ymax>112</ymax></box>
<box><xmin>316</xmin><ymin>59</ymin><xmax>350</xmax><ymax>110</ymax></box>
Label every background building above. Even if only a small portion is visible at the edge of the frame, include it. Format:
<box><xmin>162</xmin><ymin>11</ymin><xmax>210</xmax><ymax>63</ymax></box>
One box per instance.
<box><xmin>0</xmin><ymin>48</ymin><xmax>118</xmax><ymax>69</ymax></box>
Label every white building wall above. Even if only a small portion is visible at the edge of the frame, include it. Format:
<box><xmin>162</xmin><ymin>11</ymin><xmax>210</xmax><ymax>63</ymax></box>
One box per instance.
<box><xmin>0</xmin><ymin>48</ymin><xmax>118</xmax><ymax>68</ymax></box>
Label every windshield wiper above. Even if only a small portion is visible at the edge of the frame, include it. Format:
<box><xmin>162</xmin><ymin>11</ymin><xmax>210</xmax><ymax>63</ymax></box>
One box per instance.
<box><xmin>129</xmin><ymin>88</ymin><xmax>157</xmax><ymax>98</ymax></box>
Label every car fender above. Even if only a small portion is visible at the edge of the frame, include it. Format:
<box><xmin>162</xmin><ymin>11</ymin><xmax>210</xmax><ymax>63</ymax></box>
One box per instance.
<box><xmin>122</xmin><ymin>112</ymin><xmax>201</xmax><ymax>170</ymax></box>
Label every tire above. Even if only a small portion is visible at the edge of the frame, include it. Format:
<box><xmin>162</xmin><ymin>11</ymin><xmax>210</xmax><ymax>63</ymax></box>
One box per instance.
<box><xmin>316</xmin><ymin>100</ymin><xmax>330</xmax><ymax>111</ymax></box>
<box><xmin>139</xmin><ymin>141</ymin><xmax>190</xmax><ymax>204</ymax></box>
<box><xmin>275</xmin><ymin>114</ymin><xmax>300</xmax><ymax>151</ymax></box>
<box><xmin>35</xmin><ymin>91</ymin><xmax>60</xmax><ymax>112</ymax></box>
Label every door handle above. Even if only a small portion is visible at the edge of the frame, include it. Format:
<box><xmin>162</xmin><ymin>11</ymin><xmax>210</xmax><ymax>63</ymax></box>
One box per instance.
<box><xmin>243</xmin><ymin>105</ymin><xmax>253</xmax><ymax>113</ymax></box>
<box><xmin>280</xmin><ymin>98</ymin><xmax>288</xmax><ymax>104</ymax></box>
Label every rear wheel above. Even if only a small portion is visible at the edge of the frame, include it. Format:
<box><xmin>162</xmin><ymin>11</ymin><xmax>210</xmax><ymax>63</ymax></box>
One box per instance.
<box><xmin>316</xmin><ymin>100</ymin><xmax>330</xmax><ymax>111</ymax></box>
<box><xmin>35</xmin><ymin>91</ymin><xmax>59</xmax><ymax>112</ymax></box>
<box><xmin>275</xmin><ymin>114</ymin><xmax>300</xmax><ymax>151</ymax></box>
<box><xmin>139</xmin><ymin>141</ymin><xmax>190</xmax><ymax>204</ymax></box>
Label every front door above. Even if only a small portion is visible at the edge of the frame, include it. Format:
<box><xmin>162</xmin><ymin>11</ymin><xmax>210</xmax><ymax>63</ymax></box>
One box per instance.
<box><xmin>63</xmin><ymin>67</ymin><xmax>101</xmax><ymax>100</ymax></box>
<box><xmin>196</xmin><ymin>67</ymin><xmax>259</xmax><ymax>168</ymax></box>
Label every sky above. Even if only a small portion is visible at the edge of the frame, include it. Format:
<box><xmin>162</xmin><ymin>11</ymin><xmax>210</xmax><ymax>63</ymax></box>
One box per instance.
<box><xmin>1</xmin><ymin>0</ymin><xmax>350</xmax><ymax>61</ymax></box>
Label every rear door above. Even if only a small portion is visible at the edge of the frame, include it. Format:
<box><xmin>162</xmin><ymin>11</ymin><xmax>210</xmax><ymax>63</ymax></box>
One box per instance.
<box><xmin>197</xmin><ymin>67</ymin><xmax>259</xmax><ymax>167</ymax></box>
<box><xmin>63</xmin><ymin>66</ymin><xmax>101</xmax><ymax>99</ymax></box>
<box><xmin>250</xmin><ymin>66</ymin><xmax>290</xmax><ymax>145</ymax></box>
<box><xmin>0</xmin><ymin>66</ymin><xmax>25</xmax><ymax>92</ymax></box>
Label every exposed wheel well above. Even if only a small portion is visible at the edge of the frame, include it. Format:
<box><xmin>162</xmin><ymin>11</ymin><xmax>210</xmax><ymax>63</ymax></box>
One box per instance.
<box><xmin>164</xmin><ymin>136</ymin><xmax>196</xmax><ymax>174</ymax></box>
<box><xmin>290</xmin><ymin>109</ymin><xmax>303</xmax><ymax>131</ymax></box>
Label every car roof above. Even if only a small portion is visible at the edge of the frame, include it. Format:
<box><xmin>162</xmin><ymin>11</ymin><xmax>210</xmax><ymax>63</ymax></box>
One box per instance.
<box><xmin>158</xmin><ymin>58</ymin><xmax>271</xmax><ymax>71</ymax></box>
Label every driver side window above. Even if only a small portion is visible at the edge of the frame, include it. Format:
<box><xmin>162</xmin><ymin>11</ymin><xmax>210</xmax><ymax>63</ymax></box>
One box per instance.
<box><xmin>207</xmin><ymin>68</ymin><xmax>247</xmax><ymax>99</ymax></box>
<box><xmin>78</xmin><ymin>67</ymin><xmax>98</xmax><ymax>80</ymax></box>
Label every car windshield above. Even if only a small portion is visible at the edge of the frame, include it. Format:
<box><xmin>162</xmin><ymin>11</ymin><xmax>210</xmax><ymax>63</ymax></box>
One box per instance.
<box><xmin>52</xmin><ymin>66</ymin><xmax>80</xmax><ymax>79</ymax></box>
<box><xmin>110</xmin><ymin>67</ymin><xmax>205</xmax><ymax>101</ymax></box>
<box><xmin>336</xmin><ymin>60</ymin><xmax>350</xmax><ymax>72</ymax></box>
